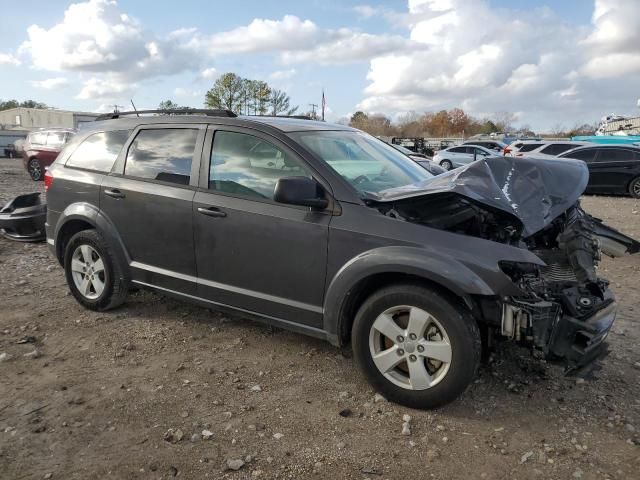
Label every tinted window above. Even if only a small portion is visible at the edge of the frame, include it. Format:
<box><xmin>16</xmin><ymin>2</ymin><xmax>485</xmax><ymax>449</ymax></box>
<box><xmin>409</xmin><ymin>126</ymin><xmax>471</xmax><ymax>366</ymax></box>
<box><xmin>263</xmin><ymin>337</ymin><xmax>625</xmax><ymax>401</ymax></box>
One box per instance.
<box><xmin>209</xmin><ymin>131</ymin><xmax>312</xmax><ymax>200</ymax></box>
<box><xmin>540</xmin><ymin>144</ymin><xmax>577</xmax><ymax>156</ymax></box>
<box><xmin>449</xmin><ymin>147</ymin><xmax>467</xmax><ymax>153</ymax></box>
<box><xmin>66</xmin><ymin>130</ymin><xmax>130</xmax><ymax>172</ymax></box>
<box><xmin>563</xmin><ymin>148</ymin><xmax>597</xmax><ymax>162</ymax></box>
<box><xmin>125</xmin><ymin>129</ymin><xmax>197</xmax><ymax>185</ymax></box>
<box><xmin>594</xmin><ymin>148</ymin><xmax>634</xmax><ymax>162</ymax></box>
<box><xmin>518</xmin><ymin>143</ymin><xmax>544</xmax><ymax>152</ymax></box>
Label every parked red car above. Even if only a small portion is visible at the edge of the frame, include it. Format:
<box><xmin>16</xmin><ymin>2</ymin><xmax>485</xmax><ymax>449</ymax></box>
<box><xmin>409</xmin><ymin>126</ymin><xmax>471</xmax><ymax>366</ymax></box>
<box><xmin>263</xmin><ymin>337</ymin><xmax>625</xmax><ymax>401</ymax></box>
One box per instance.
<box><xmin>22</xmin><ymin>129</ymin><xmax>75</xmax><ymax>181</ymax></box>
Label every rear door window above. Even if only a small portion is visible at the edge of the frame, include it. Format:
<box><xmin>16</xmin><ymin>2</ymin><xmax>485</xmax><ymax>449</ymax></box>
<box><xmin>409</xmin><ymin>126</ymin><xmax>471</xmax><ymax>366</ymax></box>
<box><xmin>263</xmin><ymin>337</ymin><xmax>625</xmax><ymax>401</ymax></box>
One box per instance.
<box><xmin>124</xmin><ymin>128</ymin><xmax>198</xmax><ymax>185</ymax></box>
<box><xmin>517</xmin><ymin>143</ymin><xmax>544</xmax><ymax>152</ymax></box>
<box><xmin>593</xmin><ymin>148</ymin><xmax>634</xmax><ymax>162</ymax></box>
<box><xmin>564</xmin><ymin>148</ymin><xmax>597</xmax><ymax>162</ymax></box>
<box><xmin>66</xmin><ymin>130</ymin><xmax>130</xmax><ymax>172</ymax></box>
<box><xmin>449</xmin><ymin>147</ymin><xmax>467</xmax><ymax>154</ymax></box>
<box><xmin>46</xmin><ymin>132</ymin><xmax>66</xmax><ymax>147</ymax></box>
<box><xmin>540</xmin><ymin>144</ymin><xmax>576</xmax><ymax>155</ymax></box>
<box><xmin>30</xmin><ymin>132</ymin><xmax>47</xmax><ymax>145</ymax></box>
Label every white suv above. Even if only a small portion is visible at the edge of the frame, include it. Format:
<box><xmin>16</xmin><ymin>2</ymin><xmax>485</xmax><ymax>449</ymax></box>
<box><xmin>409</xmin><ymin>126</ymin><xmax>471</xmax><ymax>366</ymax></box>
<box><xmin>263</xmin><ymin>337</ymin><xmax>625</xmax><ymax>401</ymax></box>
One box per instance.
<box><xmin>508</xmin><ymin>140</ymin><xmax>588</xmax><ymax>158</ymax></box>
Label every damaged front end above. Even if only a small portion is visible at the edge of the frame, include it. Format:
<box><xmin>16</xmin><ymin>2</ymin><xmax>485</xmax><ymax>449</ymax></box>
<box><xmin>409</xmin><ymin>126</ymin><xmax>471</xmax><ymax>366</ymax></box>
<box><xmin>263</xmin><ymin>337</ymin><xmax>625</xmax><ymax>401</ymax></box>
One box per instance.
<box><xmin>498</xmin><ymin>205</ymin><xmax>618</xmax><ymax>373</ymax></box>
<box><xmin>367</xmin><ymin>156</ymin><xmax>639</xmax><ymax>372</ymax></box>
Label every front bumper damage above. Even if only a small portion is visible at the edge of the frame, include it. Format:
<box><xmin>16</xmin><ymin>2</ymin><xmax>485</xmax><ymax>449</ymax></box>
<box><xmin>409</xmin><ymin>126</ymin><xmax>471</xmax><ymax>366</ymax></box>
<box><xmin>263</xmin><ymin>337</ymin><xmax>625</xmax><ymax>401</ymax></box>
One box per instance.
<box><xmin>502</xmin><ymin>296</ymin><xmax>615</xmax><ymax>373</ymax></box>
<box><xmin>0</xmin><ymin>193</ymin><xmax>47</xmax><ymax>242</ymax></box>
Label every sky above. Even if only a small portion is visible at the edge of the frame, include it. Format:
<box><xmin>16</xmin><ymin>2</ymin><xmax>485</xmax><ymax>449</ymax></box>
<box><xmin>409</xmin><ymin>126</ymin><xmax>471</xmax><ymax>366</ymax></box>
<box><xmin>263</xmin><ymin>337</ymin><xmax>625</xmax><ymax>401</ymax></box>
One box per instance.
<box><xmin>1</xmin><ymin>0</ymin><xmax>639</xmax><ymax>131</ymax></box>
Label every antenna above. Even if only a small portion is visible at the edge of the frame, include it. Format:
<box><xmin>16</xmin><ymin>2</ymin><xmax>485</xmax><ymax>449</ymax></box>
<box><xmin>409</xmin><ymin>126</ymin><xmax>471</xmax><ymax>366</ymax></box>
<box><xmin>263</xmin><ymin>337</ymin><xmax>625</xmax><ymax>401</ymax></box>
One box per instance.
<box><xmin>130</xmin><ymin>99</ymin><xmax>140</xmax><ymax>117</ymax></box>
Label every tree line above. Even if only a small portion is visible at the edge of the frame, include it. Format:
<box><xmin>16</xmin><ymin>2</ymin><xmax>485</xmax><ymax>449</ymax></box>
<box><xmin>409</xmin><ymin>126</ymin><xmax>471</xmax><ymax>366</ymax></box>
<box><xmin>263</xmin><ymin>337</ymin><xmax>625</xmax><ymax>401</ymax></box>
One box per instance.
<box><xmin>204</xmin><ymin>73</ymin><xmax>298</xmax><ymax>116</ymax></box>
<box><xmin>0</xmin><ymin>99</ymin><xmax>49</xmax><ymax>111</ymax></box>
<box><xmin>347</xmin><ymin>109</ymin><xmax>596</xmax><ymax>138</ymax></box>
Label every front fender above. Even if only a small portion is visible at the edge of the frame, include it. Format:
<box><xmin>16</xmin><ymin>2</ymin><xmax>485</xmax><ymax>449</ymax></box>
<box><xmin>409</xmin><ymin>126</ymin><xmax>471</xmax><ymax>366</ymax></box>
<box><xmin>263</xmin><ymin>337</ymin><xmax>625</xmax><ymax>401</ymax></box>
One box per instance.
<box><xmin>322</xmin><ymin>244</ymin><xmax>540</xmax><ymax>345</ymax></box>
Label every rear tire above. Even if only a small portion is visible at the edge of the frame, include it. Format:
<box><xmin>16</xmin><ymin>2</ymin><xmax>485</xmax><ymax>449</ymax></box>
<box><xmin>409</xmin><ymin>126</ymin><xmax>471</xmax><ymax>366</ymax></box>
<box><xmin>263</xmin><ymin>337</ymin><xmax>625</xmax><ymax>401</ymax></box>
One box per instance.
<box><xmin>629</xmin><ymin>177</ymin><xmax>640</xmax><ymax>198</ymax></box>
<box><xmin>64</xmin><ymin>230</ymin><xmax>128</xmax><ymax>311</ymax></box>
<box><xmin>352</xmin><ymin>284</ymin><xmax>480</xmax><ymax>409</ymax></box>
<box><xmin>28</xmin><ymin>159</ymin><xmax>42</xmax><ymax>181</ymax></box>
<box><xmin>440</xmin><ymin>159</ymin><xmax>453</xmax><ymax>171</ymax></box>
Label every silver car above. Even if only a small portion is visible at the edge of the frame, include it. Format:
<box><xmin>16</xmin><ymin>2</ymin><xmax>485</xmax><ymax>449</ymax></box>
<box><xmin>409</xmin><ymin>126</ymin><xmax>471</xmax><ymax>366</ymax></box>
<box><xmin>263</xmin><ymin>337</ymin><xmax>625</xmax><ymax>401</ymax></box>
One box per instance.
<box><xmin>433</xmin><ymin>145</ymin><xmax>496</xmax><ymax>170</ymax></box>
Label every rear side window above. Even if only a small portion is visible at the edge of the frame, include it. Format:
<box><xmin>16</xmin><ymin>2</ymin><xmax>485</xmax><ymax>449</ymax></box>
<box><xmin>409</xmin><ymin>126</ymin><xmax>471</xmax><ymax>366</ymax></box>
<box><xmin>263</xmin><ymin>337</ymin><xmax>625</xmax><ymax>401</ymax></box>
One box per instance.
<box><xmin>594</xmin><ymin>148</ymin><xmax>634</xmax><ymax>162</ymax></box>
<box><xmin>518</xmin><ymin>143</ymin><xmax>544</xmax><ymax>152</ymax></box>
<box><xmin>563</xmin><ymin>148</ymin><xmax>597</xmax><ymax>162</ymax></box>
<box><xmin>540</xmin><ymin>144</ymin><xmax>576</xmax><ymax>155</ymax></box>
<box><xmin>66</xmin><ymin>130</ymin><xmax>130</xmax><ymax>172</ymax></box>
<box><xmin>125</xmin><ymin>129</ymin><xmax>198</xmax><ymax>185</ymax></box>
<box><xmin>30</xmin><ymin>132</ymin><xmax>47</xmax><ymax>145</ymax></box>
<box><xmin>46</xmin><ymin>132</ymin><xmax>67</xmax><ymax>147</ymax></box>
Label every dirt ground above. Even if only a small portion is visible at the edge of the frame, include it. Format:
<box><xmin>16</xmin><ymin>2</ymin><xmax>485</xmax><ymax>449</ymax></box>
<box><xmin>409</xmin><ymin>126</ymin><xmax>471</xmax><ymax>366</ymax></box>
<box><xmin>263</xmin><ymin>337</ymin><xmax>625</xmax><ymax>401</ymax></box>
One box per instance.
<box><xmin>0</xmin><ymin>156</ymin><xmax>639</xmax><ymax>480</ymax></box>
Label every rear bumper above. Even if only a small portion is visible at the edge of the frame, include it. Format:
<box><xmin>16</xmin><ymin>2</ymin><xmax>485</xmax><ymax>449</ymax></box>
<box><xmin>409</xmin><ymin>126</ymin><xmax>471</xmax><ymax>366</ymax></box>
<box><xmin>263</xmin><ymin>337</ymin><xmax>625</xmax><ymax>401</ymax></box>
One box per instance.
<box><xmin>0</xmin><ymin>193</ymin><xmax>47</xmax><ymax>242</ymax></box>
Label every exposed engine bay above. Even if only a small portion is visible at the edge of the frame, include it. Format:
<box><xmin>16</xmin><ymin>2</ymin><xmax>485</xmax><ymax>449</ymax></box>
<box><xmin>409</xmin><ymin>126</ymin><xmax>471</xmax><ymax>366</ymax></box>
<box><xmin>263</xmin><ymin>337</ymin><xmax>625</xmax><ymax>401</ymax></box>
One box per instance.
<box><xmin>367</xmin><ymin>156</ymin><xmax>639</xmax><ymax>372</ymax></box>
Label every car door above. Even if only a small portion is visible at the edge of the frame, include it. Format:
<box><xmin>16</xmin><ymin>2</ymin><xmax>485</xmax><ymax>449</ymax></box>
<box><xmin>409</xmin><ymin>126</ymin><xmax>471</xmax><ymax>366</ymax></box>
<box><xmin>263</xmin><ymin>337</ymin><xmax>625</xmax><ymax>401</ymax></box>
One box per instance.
<box><xmin>100</xmin><ymin>124</ymin><xmax>205</xmax><ymax>295</ymax></box>
<box><xmin>192</xmin><ymin>126</ymin><xmax>331</xmax><ymax>328</ymax></box>
<box><xmin>447</xmin><ymin>147</ymin><xmax>470</xmax><ymax>166</ymax></box>
<box><xmin>560</xmin><ymin>147</ymin><xmax>599</xmax><ymax>190</ymax></box>
<box><xmin>589</xmin><ymin>148</ymin><xmax>638</xmax><ymax>193</ymax></box>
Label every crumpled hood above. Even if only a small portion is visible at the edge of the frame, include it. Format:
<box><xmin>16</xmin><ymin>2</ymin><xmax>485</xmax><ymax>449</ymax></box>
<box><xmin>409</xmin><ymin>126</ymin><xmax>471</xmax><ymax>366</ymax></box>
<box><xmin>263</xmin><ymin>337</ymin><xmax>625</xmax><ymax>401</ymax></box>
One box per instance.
<box><xmin>369</xmin><ymin>156</ymin><xmax>589</xmax><ymax>237</ymax></box>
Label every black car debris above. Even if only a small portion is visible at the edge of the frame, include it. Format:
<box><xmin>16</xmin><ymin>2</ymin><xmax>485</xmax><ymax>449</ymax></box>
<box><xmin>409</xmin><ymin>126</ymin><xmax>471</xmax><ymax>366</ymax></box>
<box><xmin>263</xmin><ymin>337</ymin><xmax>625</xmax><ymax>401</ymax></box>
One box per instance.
<box><xmin>0</xmin><ymin>193</ymin><xmax>47</xmax><ymax>242</ymax></box>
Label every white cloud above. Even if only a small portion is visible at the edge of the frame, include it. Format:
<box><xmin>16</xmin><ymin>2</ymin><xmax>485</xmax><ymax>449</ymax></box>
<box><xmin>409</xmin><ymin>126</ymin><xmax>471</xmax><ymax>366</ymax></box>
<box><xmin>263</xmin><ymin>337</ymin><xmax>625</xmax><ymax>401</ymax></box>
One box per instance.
<box><xmin>0</xmin><ymin>53</ymin><xmax>21</xmax><ymax>65</ymax></box>
<box><xmin>76</xmin><ymin>76</ymin><xmax>133</xmax><ymax>100</ymax></box>
<box><xmin>269</xmin><ymin>69</ymin><xmax>296</xmax><ymax>80</ymax></box>
<box><xmin>20</xmin><ymin>0</ymin><xmax>199</xmax><ymax>81</ymax></box>
<box><xmin>199</xmin><ymin>67</ymin><xmax>218</xmax><ymax>81</ymax></box>
<box><xmin>30</xmin><ymin>77</ymin><xmax>70</xmax><ymax>89</ymax></box>
<box><xmin>359</xmin><ymin>0</ymin><xmax>640</xmax><ymax>129</ymax></box>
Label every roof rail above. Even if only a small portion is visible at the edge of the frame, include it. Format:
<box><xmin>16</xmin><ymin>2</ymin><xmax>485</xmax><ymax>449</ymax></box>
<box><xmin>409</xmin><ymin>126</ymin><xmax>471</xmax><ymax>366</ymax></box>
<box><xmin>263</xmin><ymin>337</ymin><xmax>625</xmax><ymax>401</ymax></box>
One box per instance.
<box><xmin>244</xmin><ymin>114</ymin><xmax>313</xmax><ymax>120</ymax></box>
<box><xmin>95</xmin><ymin>108</ymin><xmax>237</xmax><ymax>121</ymax></box>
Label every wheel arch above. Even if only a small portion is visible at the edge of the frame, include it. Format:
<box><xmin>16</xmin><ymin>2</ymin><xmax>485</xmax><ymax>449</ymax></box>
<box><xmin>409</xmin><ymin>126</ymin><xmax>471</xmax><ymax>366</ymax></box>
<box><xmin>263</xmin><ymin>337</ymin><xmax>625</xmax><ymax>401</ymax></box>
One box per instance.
<box><xmin>322</xmin><ymin>246</ymin><xmax>495</xmax><ymax>347</ymax></box>
<box><xmin>53</xmin><ymin>203</ymin><xmax>130</xmax><ymax>281</ymax></box>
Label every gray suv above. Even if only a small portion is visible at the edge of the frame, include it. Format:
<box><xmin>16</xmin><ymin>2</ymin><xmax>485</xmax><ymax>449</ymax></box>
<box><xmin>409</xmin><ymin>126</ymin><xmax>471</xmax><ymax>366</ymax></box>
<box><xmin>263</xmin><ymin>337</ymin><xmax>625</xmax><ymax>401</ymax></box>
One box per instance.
<box><xmin>44</xmin><ymin>110</ymin><xmax>639</xmax><ymax>409</ymax></box>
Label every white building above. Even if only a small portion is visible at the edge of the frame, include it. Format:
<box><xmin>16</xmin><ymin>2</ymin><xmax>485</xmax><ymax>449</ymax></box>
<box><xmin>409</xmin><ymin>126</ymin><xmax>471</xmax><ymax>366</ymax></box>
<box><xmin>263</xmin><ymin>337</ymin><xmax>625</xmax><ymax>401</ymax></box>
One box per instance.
<box><xmin>0</xmin><ymin>107</ymin><xmax>98</xmax><ymax>131</ymax></box>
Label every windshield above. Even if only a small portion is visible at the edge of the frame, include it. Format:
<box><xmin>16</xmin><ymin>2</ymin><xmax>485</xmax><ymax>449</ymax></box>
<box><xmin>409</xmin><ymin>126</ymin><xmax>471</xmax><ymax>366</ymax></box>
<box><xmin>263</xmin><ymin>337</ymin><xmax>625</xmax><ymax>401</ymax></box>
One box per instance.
<box><xmin>290</xmin><ymin>130</ymin><xmax>432</xmax><ymax>195</ymax></box>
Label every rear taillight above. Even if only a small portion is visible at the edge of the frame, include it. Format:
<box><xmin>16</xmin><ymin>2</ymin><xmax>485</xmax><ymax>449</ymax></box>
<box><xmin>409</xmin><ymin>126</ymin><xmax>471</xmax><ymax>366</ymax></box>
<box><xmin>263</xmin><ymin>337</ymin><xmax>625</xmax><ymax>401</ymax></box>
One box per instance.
<box><xmin>44</xmin><ymin>169</ymin><xmax>53</xmax><ymax>192</ymax></box>
<box><xmin>504</xmin><ymin>147</ymin><xmax>511</xmax><ymax>154</ymax></box>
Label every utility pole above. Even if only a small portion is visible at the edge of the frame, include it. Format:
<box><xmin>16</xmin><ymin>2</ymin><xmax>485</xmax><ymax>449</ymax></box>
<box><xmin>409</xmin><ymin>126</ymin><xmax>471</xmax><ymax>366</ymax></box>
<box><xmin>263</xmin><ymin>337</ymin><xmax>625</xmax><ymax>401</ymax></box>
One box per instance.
<box><xmin>309</xmin><ymin>103</ymin><xmax>318</xmax><ymax>120</ymax></box>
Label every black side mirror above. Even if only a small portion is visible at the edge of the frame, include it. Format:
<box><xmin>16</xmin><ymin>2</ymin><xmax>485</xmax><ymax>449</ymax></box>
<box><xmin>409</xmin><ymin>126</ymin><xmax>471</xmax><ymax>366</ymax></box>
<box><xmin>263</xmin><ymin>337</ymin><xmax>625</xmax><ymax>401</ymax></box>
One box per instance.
<box><xmin>274</xmin><ymin>176</ymin><xmax>328</xmax><ymax>210</ymax></box>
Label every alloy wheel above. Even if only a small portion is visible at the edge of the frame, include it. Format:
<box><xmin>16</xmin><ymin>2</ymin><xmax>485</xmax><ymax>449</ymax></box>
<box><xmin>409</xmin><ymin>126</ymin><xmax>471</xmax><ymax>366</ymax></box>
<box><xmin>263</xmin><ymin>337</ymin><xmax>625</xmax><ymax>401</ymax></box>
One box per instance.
<box><xmin>440</xmin><ymin>160</ymin><xmax>452</xmax><ymax>170</ymax></box>
<box><xmin>28</xmin><ymin>160</ymin><xmax>42</xmax><ymax>181</ymax></box>
<box><xmin>70</xmin><ymin>244</ymin><xmax>106</xmax><ymax>300</ymax></box>
<box><xmin>368</xmin><ymin>305</ymin><xmax>452</xmax><ymax>390</ymax></box>
<box><xmin>631</xmin><ymin>179</ymin><xmax>640</xmax><ymax>198</ymax></box>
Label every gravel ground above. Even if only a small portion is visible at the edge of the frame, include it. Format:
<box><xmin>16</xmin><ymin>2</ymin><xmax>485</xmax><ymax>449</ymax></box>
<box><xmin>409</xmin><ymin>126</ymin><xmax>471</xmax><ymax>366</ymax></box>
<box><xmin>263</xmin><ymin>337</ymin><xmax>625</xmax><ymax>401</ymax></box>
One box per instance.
<box><xmin>1</xmin><ymin>156</ymin><xmax>639</xmax><ymax>480</ymax></box>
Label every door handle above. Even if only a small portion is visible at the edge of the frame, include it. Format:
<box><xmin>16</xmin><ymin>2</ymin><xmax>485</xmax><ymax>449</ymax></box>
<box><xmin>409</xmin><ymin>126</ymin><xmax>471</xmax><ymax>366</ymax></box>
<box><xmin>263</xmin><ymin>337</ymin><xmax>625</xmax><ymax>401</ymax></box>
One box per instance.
<box><xmin>104</xmin><ymin>189</ymin><xmax>126</xmax><ymax>199</ymax></box>
<box><xmin>197</xmin><ymin>207</ymin><xmax>227</xmax><ymax>218</ymax></box>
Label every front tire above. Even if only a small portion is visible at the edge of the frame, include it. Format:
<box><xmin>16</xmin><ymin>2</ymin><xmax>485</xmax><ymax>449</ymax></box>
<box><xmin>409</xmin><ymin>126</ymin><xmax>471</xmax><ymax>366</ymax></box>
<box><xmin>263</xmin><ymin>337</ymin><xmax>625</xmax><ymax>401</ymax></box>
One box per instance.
<box><xmin>440</xmin><ymin>159</ymin><xmax>453</xmax><ymax>171</ymax></box>
<box><xmin>352</xmin><ymin>284</ymin><xmax>480</xmax><ymax>409</ymax></box>
<box><xmin>629</xmin><ymin>177</ymin><xmax>640</xmax><ymax>198</ymax></box>
<box><xmin>64</xmin><ymin>230</ymin><xmax>128</xmax><ymax>311</ymax></box>
<box><xmin>28</xmin><ymin>159</ymin><xmax>42</xmax><ymax>181</ymax></box>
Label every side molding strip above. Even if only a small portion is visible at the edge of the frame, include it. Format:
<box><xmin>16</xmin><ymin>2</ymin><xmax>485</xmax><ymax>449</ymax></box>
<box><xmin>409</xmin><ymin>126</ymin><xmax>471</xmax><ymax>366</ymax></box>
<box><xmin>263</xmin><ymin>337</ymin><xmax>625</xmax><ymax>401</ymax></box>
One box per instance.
<box><xmin>130</xmin><ymin>261</ymin><xmax>324</xmax><ymax>314</ymax></box>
